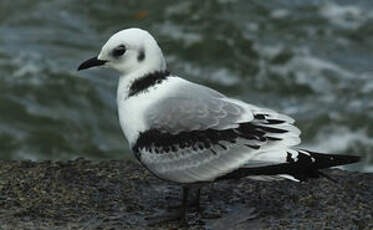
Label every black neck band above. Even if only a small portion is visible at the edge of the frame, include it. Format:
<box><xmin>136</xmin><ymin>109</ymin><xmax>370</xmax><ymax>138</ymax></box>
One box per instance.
<box><xmin>128</xmin><ymin>70</ymin><xmax>171</xmax><ymax>97</ymax></box>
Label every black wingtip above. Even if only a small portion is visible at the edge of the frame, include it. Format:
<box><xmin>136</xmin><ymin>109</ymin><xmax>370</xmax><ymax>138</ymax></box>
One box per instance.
<box><xmin>344</xmin><ymin>155</ymin><xmax>361</xmax><ymax>164</ymax></box>
<box><xmin>327</xmin><ymin>154</ymin><xmax>361</xmax><ymax>166</ymax></box>
<box><xmin>77</xmin><ymin>56</ymin><xmax>107</xmax><ymax>71</ymax></box>
<box><xmin>304</xmin><ymin>151</ymin><xmax>361</xmax><ymax>169</ymax></box>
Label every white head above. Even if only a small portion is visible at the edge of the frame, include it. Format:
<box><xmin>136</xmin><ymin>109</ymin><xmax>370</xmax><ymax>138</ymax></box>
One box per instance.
<box><xmin>78</xmin><ymin>28</ymin><xmax>166</xmax><ymax>76</ymax></box>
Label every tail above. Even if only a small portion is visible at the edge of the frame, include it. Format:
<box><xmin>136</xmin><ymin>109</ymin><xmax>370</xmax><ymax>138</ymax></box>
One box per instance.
<box><xmin>217</xmin><ymin>149</ymin><xmax>361</xmax><ymax>182</ymax></box>
<box><xmin>299</xmin><ymin>149</ymin><xmax>361</xmax><ymax>169</ymax></box>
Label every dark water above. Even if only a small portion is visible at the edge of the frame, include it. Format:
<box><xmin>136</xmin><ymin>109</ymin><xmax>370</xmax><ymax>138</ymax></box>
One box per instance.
<box><xmin>0</xmin><ymin>0</ymin><xmax>372</xmax><ymax>171</ymax></box>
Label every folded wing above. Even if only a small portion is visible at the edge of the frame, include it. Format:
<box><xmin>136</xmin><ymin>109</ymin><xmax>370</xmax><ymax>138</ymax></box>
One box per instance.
<box><xmin>132</xmin><ymin>80</ymin><xmax>301</xmax><ymax>183</ymax></box>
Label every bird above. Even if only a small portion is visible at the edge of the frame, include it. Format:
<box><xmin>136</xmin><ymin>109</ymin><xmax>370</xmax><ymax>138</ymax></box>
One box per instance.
<box><xmin>77</xmin><ymin>28</ymin><xmax>360</xmax><ymax>223</ymax></box>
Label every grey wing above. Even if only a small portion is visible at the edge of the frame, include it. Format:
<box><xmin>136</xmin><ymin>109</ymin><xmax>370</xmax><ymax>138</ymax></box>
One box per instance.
<box><xmin>146</xmin><ymin>78</ymin><xmax>253</xmax><ymax>133</ymax></box>
<box><xmin>147</xmin><ymin>97</ymin><xmax>253</xmax><ymax>134</ymax></box>
<box><xmin>134</xmin><ymin>81</ymin><xmax>301</xmax><ymax>183</ymax></box>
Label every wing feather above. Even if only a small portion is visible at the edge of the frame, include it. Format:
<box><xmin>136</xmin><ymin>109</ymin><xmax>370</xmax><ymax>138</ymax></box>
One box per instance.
<box><xmin>133</xmin><ymin>79</ymin><xmax>301</xmax><ymax>183</ymax></box>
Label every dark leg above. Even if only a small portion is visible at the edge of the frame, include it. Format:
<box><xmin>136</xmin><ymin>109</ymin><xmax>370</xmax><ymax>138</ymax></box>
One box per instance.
<box><xmin>180</xmin><ymin>186</ymin><xmax>189</xmax><ymax>223</ymax></box>
<box><xmin>169</xmin><ymin>186</ymin><xmax>201</xmax><ymax>210</ymax></box>
<box><xmin>146</xmin><ymin>186</ymin><xmax>189</xmax><ymax>225</ymax></box>
<box><xmin>194</xmin><ymin>188</ymin><xmax>201</xmax><ymax>212</ymax></box>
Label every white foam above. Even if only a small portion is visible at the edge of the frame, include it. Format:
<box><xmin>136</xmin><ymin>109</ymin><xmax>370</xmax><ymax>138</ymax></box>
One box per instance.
<box><xmin>307</xmin><ymin>127</ymin><xmax>373</xmax><ymax>153</ymax></box>
<box><xmin>172</xmin><ymin>60</ymin><xmax>240</xmax><ymax>86</ymax></box>
<box><xmin>12</xmin><ymin>53</ymin><xmax>43</xmax><ymax>78</ymax></box>
<box><xmin>157</xmin><ymin>22</ymin><xmax>202</xmax><ymax>46</ymax></box>
<box><xmin>14</xmin><ymin>151</ymin><xmax>39</xmax><ymax>161</ymax></box>
<box><xmin>245</xmin><ymin>22</ymin><xmax>259</xmax><ymax>32</ymax></box>
<box><xmin>271</xmin><ymin>9</ymin><xmax>290</xmax><ymax>19</ymax></box>
<box><xmin>165</xmin><ymin>2</ymin><xmax>192</xmax><ymax>16</ymax></box>
<box><xmin>303</xmin><ymin>126</ymin><xmax>373</xmax><ymax>172</ymax></box>
<box><xmin>253</xmin><ymin>44</ymin><xmax>356</xmax><ymax>94</ymax></box>
<box><xmin>361</xmin><ymin>72</ymin><xmax>373</xmax><ymax>93</ymax></box>
<box><xmin>319</xmin><ymin>2</ymin><xmax>367</xmax><ymax>29</ymax></box>
<box><xmin>361</xmin><ymin>165</ymin><xmax>373</xmax><ymax>173</ymax></box>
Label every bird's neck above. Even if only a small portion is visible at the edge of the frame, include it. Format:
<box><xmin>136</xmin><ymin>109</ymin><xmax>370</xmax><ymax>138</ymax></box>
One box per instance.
<box><xmin>117</xmin><ymin>44</ymin><xmax>168</xmax><ymax>100</ymax></box>
<box><xmin>117</xmin><ymin>67</ymin><xmax>170</xmax><ymax>101</ymax></box>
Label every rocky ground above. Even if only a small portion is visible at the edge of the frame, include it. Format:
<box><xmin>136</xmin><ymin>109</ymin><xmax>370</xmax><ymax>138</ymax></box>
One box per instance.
<box><xmin>0</xmin><ymin>158</ymin><xmax>371</xmax><ymax>230</ymax></box>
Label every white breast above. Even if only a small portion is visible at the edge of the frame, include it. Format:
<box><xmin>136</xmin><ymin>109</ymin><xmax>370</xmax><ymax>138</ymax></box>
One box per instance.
<box><xmin>117</xmin><ymin>95</ymin><xmax>149</xmax><ymax>146</ymax></box>
<box><xmin>116</xmin><ymin>75</ymin><xmax>181</xmax><ymax>146</ymax></box>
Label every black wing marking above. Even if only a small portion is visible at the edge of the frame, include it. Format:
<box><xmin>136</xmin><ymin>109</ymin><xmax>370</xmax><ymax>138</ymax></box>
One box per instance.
<box><xmin>133</xmin><ymin>117</ymin><xmax>288</xmax><ymax>158</ymax></box>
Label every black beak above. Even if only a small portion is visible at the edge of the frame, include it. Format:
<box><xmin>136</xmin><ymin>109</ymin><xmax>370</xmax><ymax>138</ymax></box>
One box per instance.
<box><xmin>77</xmin><ymin>56</ymin><xmax>107</xmax><ymax>71</ymax></box>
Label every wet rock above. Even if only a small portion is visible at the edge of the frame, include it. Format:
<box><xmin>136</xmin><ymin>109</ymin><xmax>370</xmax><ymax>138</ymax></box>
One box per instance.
<box><xmin>0</xmin><ymin>158</ymin><xmax>371</xmax><ymax>229</ymax></box>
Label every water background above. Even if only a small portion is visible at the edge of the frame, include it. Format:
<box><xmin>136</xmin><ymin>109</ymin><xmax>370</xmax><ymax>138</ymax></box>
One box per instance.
<box><xmin>0</xmin><ymin>0</ymin><xmax>372</xmax><ymax>172</ymax></box>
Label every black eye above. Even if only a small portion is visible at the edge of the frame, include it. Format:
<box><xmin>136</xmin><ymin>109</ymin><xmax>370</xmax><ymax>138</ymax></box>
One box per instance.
<box><xmin>112</xmin><ymin>45</ymin><xmax>126</xmax><ymax>57</ymax></box>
